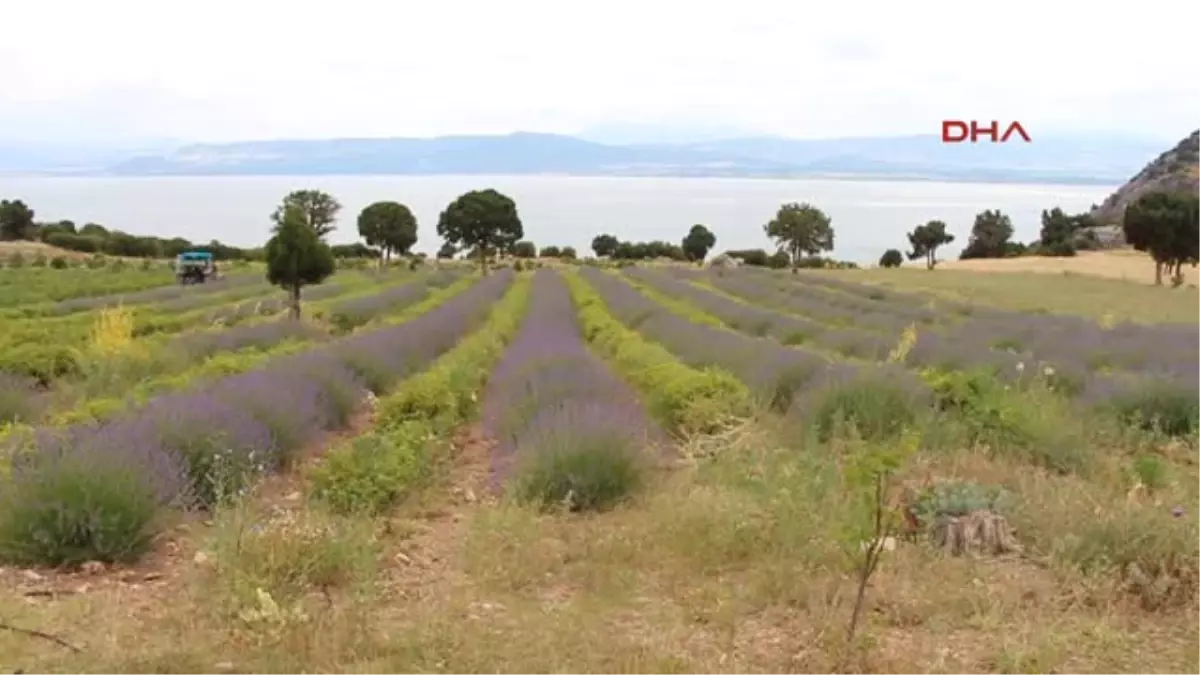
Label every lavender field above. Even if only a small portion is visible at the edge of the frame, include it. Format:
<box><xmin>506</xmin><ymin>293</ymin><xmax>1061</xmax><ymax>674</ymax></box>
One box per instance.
<box><xmin>0</xmin><ymin>261</ymin><xmax>1196</xmax><ymax>673</ymax></box>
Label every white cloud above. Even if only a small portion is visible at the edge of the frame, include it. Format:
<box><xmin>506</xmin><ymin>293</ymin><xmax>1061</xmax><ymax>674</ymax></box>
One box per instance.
<box><xmin>2</xmin><ymin>0</ymin><xmax>1197</xmax><ymax>142</ymax></box>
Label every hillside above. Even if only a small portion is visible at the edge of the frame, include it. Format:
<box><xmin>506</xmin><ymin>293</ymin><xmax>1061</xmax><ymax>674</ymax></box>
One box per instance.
<box><xmin>89</xmin><ymin>131</ymin><xmax>1164</xmax><ymax>184</ymax></box>
<box><xmin>1089</xmin><ymin>130</ymin><xmax>1199</xmax><ymax>228</ymax></box>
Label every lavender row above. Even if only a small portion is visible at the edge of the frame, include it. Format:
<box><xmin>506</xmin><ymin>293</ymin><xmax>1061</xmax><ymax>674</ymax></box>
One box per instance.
<box><xmin>325</xmin><ymin>269</ymin><xmax>459</xmax><ymax>331</ymax></box>
<box><xmin>197</xmin><ymin>280</ymin><xmax>356</xmax><ymax>326</ymax></box>
<box><xmin>579</xmin><ymin>268</ymin><xmax>869</xmax><ymax>410</ymax></box>
<box><xmin>47</xmin><ymin>273</ymin><xmax>263</xmax><ymax>315</ymax></box>
<box><xmin>623</xmin><ymin>267</ymin><xmax>895</xmax><ymax>360</ymax></box>
<box><xmin>481</xmin><ymin>270</ymin><xmax>664</xmax><ymax>488</ymax></box>
<box><xmin>9</xmin><ymin>270</ymin><xmax>515</xmax><ymax>509</ymax></box>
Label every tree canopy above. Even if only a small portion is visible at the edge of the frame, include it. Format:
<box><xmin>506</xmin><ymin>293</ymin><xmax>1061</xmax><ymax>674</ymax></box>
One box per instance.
<box><xmin>905</xmin><ymin>220</ymin><xmax>954</xmax><ymax>269</ymax></box>
<box><xmin>1122</xmin><ymin>190</ymin><xmax>1200</xmax><ymax>286</ymax></box>
<box><xmin>763</xmin><ymin>202</ymin><xmax>835</xmax><ymax>273</ymax></box>
<box><xmin>0</xmin><ymin>199</ymin><xmax>35</xmax><ymax>241</ymax></box>
<box><xmin>513</xmin><ymin>240</ymin><xmax>537</xmax><ymax>258</ymax></box>
<box><xmin>357</xmin><ymin>201</ymin><xmax>418</xmax><ymax>264</ymax></box>
<box><xmin>681</xmin><ymin>224</ymin><xmax>717</xmax><ymax>262</ymax></box>
<box><xmin>436</xmin><ymin>241</ymin><xmax>458</xmax><ymax>260</ymax></box>
<box><xmin>265</xmin><ymin>205</ymin><xmax>336</xmax><ymax>319</ymax></box>
<box><xmin>958</xmin><ymin>209</ymin><xmax>1014</xmax><ymax>259</ymax></box>
<box><xmin>591</xmin><ymin>233</ymin><xmax>619</xmax><ymax>258</ymax></box>
<box><xmin>879</xmin><ymin>249</ymin><xmax>903</xmax><ymax>268</ymax></box>
<box><xmin>436</xmin><ymin>189</ymin><xmax>523</xmax><ymax>274</ymax></box>
<box><xmin>272</xmin><ymin>189</ymin><xmax>342</xmax><ymax>239</ymax></box>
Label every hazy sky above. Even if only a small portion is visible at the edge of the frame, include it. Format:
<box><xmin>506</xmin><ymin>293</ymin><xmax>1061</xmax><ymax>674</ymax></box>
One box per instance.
<box><xmin>3</xmin><ymin>0</ymin><xmax>1197</xmax><ymax>144</ymax></box>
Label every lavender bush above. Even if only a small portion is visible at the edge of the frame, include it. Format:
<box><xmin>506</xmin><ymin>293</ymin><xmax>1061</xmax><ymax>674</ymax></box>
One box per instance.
<box><xmin>482</xmin><ymin>270</ymin><xmax>661</xmax><ymax>509</ymax></box>
<box><xmin>0</xmin><ymin>271</ymin><xmax>513</xmax><ymax>564</ymax></box>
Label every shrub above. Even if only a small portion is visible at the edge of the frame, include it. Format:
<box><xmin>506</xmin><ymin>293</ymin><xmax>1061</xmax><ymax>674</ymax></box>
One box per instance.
<box><xmin>513</xmin><ymin>427</ymin><xmax>646</xmax><ymax>512</ymax></box>
<box><xmin>49</xmin><ymin>256</ymin><xmax>69</xmax><ymax>269</ymax></box>
<box><xmin>0</xmin><ymin>372</ymin><xmax>44</xmax><ymax>424</ymax></box>
<box><xmin>809</xmin><ymin>372</ymin><xmax>928</xmax><ymax>442</ymax></box>
<box><xmin>7</xmin><ymin>252</ymin><xmax>25</xmax><ymax>267</ymax></box>
<box><xmin>31</xmin><ymin>253</ymin><xmax>48</xmax><ymax>268</ymax></box>
<box><xmin>310</xmin><ymin>423</ymin><xmax>434</xmax><ymax>515</ymax></box>
<box><xmin>879</xmin><ymin>249</ymin><xmax>903</xmax><ymax>268</ymax></box>
<box><xmin>1107</xmin><ymin>382</ymin><xmax>1198</xmax><ymax>438</ymax></box>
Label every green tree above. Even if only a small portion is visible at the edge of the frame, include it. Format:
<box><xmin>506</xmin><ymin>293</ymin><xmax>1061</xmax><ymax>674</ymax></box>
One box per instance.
<box><xmin>958</xmin><ymin>209</ymin><xmax>1013</xmax><ymax>259</ymax></box>
<box><xmin>0</xmin><ymin>199</ymin><xmax>35</xmax><ymax>241</ymax></box>
<box><xmin>513</xmin><ymin>240</ymin><xmax>537</xmax><ymax>258</ymax></box>
<box><xmin>560</xmin><ymin>246</ymin><xmax>578</xmax><ymax>260</ymax></box>
<box><xmin>591</xmin><ymin>233</ymin><xmax>620</xmax><ymax>258</ymax></box>
<box><xmin>1122</xmin><ymin>191</ymin><xmax>1200</xmax><ymax>286</ymax></box>
<box><xmin>539</xmin><ymin>245</ymin><xmax>562</xmax><ymax>258</ymax></box>
<box><xmin>435</xmin><ymin>189</ymin><xmax>523</xmax><ymax>275</ymax></box>
<box><xmin>681</xmin><ymin>224</ymin><xmax>717</xmax><ymax>263</ymax></box>
<box><xmin>905</xmin><ymin>220</ymin><xmax>955</xmax><ymax>269</ymax></box>
<box><xmin>763</xmin><ymin>202</ymin><xmax>835</xmax><ymax>274</ymax></box>
<box><xmin>879</xmin><ymin>249</ymin><xmax>903</xmax><ymax>268</ymax></box>
<box><xmin>356</xmin><ymin>201</ymin><xmax>418</xmax><ymax>267</ymax></box>
<box><xmin>436</xmin><ymin>241</ymin><xmax>458</xmax><ymax>260</ymax></box>
<box><xmin>1038</xmin><ymin>207</ymin><xmax>1079</xmax><ymax>257</ymax></box>
<box><xmin>265</xmin><ymin>205</ymin><xmax>336</xmax><ymax>319</ymax></box>
<box><xmin>767</xmin><ymin>250</ymin><xmax>790</xmax><ymax>269</ymax></box>
<box><xmin>271</xmin><ymin>189</ymin><xmax>342</xmax><ymax>239</ymax></box>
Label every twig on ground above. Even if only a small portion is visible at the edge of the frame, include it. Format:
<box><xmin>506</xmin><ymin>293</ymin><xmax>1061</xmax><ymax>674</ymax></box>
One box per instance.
<box><xmin>0</xmin><ymin>620</ymin><xmax>83</xmax><ymax>653</ymax></box>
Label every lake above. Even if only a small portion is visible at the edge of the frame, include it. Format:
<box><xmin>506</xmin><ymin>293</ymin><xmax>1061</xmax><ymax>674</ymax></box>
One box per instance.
<box><xmin>0</xmin><ymin>175</ymin><xmax>1114</xmax><ymax>262</ymax></box>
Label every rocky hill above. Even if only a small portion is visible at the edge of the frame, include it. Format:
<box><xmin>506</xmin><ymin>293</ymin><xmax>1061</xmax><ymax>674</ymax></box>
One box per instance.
<box><xmin>1090</xmin><ymin>130</ymin><xmax>1199</xmax><ymax>227</ymax></box>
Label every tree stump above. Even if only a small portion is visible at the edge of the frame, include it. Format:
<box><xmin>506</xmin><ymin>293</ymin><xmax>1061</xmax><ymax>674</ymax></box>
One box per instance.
<box><xmin>932</xmin><ymin>510</ymin><xmax>1022</xmax><ymax>557</ymax></box>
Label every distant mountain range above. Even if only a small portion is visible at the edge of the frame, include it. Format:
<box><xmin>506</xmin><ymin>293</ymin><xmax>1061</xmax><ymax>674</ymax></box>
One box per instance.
<box><xmin>2</xmin><ymin>131</ymin><xmax>1178</xmax><ymax>185</ymax></box>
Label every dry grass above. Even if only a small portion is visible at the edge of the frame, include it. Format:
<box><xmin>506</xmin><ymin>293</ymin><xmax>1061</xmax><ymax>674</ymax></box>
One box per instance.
<box><xmin>0</xmin><ymin>241</ymin><xmax>97</xmax><ymax>262</ymax></box>
<box><xmin>827</xmin><ymin>252</ymin><xmax>1199</xmax><ymax>324</ymax></box>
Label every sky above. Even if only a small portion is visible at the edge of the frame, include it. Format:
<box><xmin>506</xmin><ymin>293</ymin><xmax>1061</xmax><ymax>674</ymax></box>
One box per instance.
<box><xmin>2</xmin><ymin>0</ymin><xmax>1198</xmax><ymax>145</ymax></box>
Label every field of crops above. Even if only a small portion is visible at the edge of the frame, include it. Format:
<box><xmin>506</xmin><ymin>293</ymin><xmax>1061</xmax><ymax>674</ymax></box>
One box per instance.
<box><xmin>0</xmin><ymin>261</ymin><xmax>1196</xmax><ymax>673</ymax></box>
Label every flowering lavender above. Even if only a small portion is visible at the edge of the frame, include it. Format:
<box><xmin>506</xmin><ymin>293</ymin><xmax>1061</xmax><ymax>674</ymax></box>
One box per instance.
<box><xmin>172</xmin><ymin>319</ymin><xmax>329</xmax><ymax>359</ymax></box>
<box><xmin>580</xmin><ymin>268</ymin><xmax>829</xmax><ymax>409</ymax></box>
<box><xmin>481</xmin><ymin>270</ymin><xmax>663</xmax><ymax>505</ymax></box>
<box><xmin>0</xmin><ymin>271</ymin><xmax>514</xmax><ymax>563</ymax></box>
<box><xmin>327</xmin><ymin>279</ymin><xmax>434</xmax><ymax>332</ymax></box>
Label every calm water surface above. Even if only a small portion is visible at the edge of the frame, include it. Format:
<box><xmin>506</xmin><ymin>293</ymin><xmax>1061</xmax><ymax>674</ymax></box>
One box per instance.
<box><xmin>0</xmin><ymin>175</ymin><xmax>1113</xmax><ymax>262</ymax></box>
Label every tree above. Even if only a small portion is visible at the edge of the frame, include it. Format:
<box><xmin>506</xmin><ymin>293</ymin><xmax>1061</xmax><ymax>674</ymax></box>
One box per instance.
<box><xmin>1122</xmin><ymin>191</ymin><xmax>1200</xmax><ymax>286</ymax></box>
<box><xmin>271</xmin><ymin>189</ymin><xmax>342</xmax><ymax>239</ymax></box>
<box><xmin>958</xmin><ymin>209</ymin><xmax>1013</xmax><ymax>259</ymax></box>
<box><xmin>265</xmin><ymin>205</ymin><xmax>336</xmax><ymax>320</ymax></box>
<box><xmin>357</xmin><ymin>201</ymin><xmax>418</xmax><ymax>267</ymax></box>
<box><xmin>879</xmin><ymin>249</ymin><xmax>903</xmax><ymax>268</ymax></box>
<box><xmin>0</xmin><ymin>200</ymin><xmax>35</xmax><ymax>241</ymax></box>
<box><xmin>763</xmin><ymin>202</ymin><xmax>835</xmax><ymax>274</ymax></box>
<box><xmin>513</xmin><ymin>240</ymin><xmax>537</xmax><ymax>258</ymax></box>
<box><xmin>435</xmin><ymin>189</ymin><xmax>523</xmax><ymax>275</ymax></box>
<box><xmin>560</xmin><ymin>246</ymin><xmax>577</xmax><ymax>260</ymax></box>
<box><xmin>905</xmin><ymin>220</ymin><xmax>955</xmax><ymax>269</ymax></box>
<box><xmin>591</xmin><ymin>233</ymin><xmax>619</xmax><ymax>258</ymax></box>
<box><xmin>540</xmin><ymin>245</ymin><xmax>562</xmax><ymax>258</ymax></box>
<box><xmin>436</xmin><ymin>241</ymin><xmax>458</xmax><ymax>260</ymax></box>
<box><xmin>767</xmin><ymin>250</ymin><xmax>790</xmax><ymax>269</ymax></box>
<box><xmin>1037</xmin><ymin>207</ymin><xmax>1077</xmax><ymax>256</ymax></box>
<box><xmin>681</xmin><ymin>224</ymin><xmax>717</xmax><ymax>263</ymax></box>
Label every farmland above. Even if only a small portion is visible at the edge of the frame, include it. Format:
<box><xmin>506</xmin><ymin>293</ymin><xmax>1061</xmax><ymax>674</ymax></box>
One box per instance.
<box><xmin>0</xmin><ymin>259</ymin><xmax>1196</xmax><ymax>673</ymax></box>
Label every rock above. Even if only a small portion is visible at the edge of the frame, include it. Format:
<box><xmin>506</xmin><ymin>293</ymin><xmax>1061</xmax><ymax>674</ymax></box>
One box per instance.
<box><xmin>81</xmin><ymin>560</ymin><xmax>106</xmax><ymax>575</ymax></box>
<box><xmin>394</xmin><ymin>552</ymin><xmax>413</xmax><ymax>565</ymax></box>
<box><xmin>20</xmin><ymin>570</ymin><xmax>43</xmax><ymax>583</ymax></box>
<box><xmin>193</xmin><ymin>551</ymin><xmax>210</xmax><ymax>566</ymax></box>
<box><xmin>285</xmin><ymin>491</ymin><xmax>302</xmax><ymax>501</ymax></box>
<box><xmin>464</xmin><ymin>488</ymin><xmax>477</xmax><ymax>503</ymax></box>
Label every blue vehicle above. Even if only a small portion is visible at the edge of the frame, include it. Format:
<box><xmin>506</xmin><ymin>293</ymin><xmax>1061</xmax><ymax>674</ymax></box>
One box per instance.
<box><xmin>175</xmin><ymin>251</ymin><xmax>218</xmax><ymax>285</ymax></box>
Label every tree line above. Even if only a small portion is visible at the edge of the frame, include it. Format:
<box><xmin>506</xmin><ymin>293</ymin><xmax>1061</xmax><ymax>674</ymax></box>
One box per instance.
<box><xmin>874</xmin><ymin>190</ymin><xmax>1198</xmax><ymax>286</ymax></box>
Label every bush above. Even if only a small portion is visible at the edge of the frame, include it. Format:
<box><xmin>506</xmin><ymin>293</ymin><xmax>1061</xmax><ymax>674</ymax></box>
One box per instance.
<box><xmin>809</xmin><ymin>373</ymin><xmax>927</xmax><ymax>442</ymax></box>
<box><xmin>31</xmin><ymin>253</ymin><xmax>48</xmax><ymax>268</ymax></box>
<box><xmin>49</xmin><ymin>256</ymin><xmax>69</xmax><ymax>269</ymax></box>
<box><xmin>1107</xmin><ymin>382</ymin><xmax>1198</xmax><ymax>438</ymax></box>
<box><xmin>879</xmin><ymin>249</ymin><xmax>903</xmax><ymax>268</ymax></box>
<box><xmin>0</xmin><ymin>450</ymin><xmax>172</xmax><ymax>566</ymax></box>
<box><xmin>513</xmin><ymin>428</ymin><xmax>646</xmax><ymax>512</ymax></box>
<box><xmin>311</xmin><ymin>424</ymin><xmax>434</xmax><ymax>515</ymax></box>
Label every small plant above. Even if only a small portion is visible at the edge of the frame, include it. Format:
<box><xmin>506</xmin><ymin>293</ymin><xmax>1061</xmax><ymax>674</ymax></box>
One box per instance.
<box><xmin>1131</xmin><ymin>454</ymin><xmax>1169</xmax><ymax>492</ymax></box>
<box><xmin>31</xmin><ymin>253</ymin><xmax>48</xmax><ymax>268</ymax></box>
<box><xmin>49</xmin><ymin>256</ymin><xmax>68</xmax><ymax>269</ymax></box>
<box><xmin>310</xmin><ymin>424</ymin><xmax>434</xmax><ymax>515</ymax></box>
<box><xmin>513</xmin><ymin>429</ymin><xmax>646</xmax><ymax>512</ymax></box>
<box><xmin>7</xmin><ymin>252</ymin><xmax>25</xmax><ymax>267</ymax></box>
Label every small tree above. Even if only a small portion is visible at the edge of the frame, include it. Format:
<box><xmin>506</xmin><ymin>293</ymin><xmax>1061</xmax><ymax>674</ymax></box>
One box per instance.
<box><xmin>513</xmin><ymin>240</ymin><xmax>537</xmax><ymax>258</ymax></box>
<box><xmin>436</xmin><ymin>189</ymin><xmax>523</xmax><ymax>275</ymax></box>
<box><xmin>560</xmin><ymin>246</ymin><xmax>578</xmax><ymax>260</ymax></box>
<box><xmin>958</xmin><ymin>209</ymin><xmax>1013</xmax><ymax>259</ymax></box>
<box><xmin>357</xmin><ymin>201</ymin><xmax>418</xmax><ymax>268</ymax></box>
<box><xmin>591</xmin><ymin>233</ymin><xmax>620</xmax><ymax>258</ymax></box>
<box><xmin>271</xmin><ymin>189</ymin><xmax>342</xmax><ymax>239</ymax></box>
<box><xmin>879</xmin><ymin>249</ymin><xmax>903</xmax><ymax>268</ymax></box>
<box><xmin>1038</xmin><ymin>207</ymin><xmax>1079</xmax><ymax>257</ymax></box>
<box><xmin>905</xmin><ymin>220</ymin><xmax>954</xmax><ymax>269</ymax></box>
<box><xmin>436</xmin><ymin>241</ymin><xmax>458</xmax><ymax>260</ymax></box>
<box><xmin>1122</xmin><ymin>191</ymin><xmax>1200</xmax><ymax>286</ymax></box>
<box><xmin>0</xmin><ymin>199</ymin><xmax>36</xmax><ymax>241</ymax></box>
<box><xmin>763</xmin><ymin>202</ymin><xmax>835</xmax><ymax>274</ymax></box>
<box><xmin>681</xmin><ymin>224</ymin><xmax>717</xmax><ymax>263</ymax></box>
<box><xmin>265</xmin><ymin>205</ymin><xmax>336</xmax><ymax>320</ymax></box>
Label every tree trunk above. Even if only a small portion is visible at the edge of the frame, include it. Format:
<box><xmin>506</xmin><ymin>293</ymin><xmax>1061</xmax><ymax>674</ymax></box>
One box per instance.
<box><xmin>1154</xmin><ymin>261</ymin><xmax>1163</xmax><ymax>286</ymax></box>
<box><xmin>289</xmin><ymin>284</ymin><xmax>301</xmax><ymax>320</ymax></box>
<box><xmin>480</xmin><ymin>244</ymin><xmax>490</xmax><ymax>276</ymax></box>
<box><xmin>926</xmin><ymin>251</ymin><xmax>935</xmax><ymax>270</ymax></box>
<box><xmin>790</xmin><ymin>246</ymin><xmax>798</xmax><ymax>274</ymax></box>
